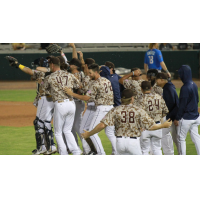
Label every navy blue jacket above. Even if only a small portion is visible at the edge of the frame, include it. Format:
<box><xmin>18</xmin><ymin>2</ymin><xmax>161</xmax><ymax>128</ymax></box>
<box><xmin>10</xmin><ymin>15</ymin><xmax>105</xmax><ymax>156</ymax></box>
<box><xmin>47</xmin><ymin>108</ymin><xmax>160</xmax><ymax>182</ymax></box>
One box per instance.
<box><xmin>100</xmin><ymin>66</ymin><xmax>124</xmax><ymax>107</ymax></box>
<box><xmin>175</xmin><ymin>65</ymin><xmax>199</xmax><ymax>120</ymax></box>
<box><xmin>163</xmin><ymin>82</ymin><xmax>179</xmax><ymax>121</ymax></box>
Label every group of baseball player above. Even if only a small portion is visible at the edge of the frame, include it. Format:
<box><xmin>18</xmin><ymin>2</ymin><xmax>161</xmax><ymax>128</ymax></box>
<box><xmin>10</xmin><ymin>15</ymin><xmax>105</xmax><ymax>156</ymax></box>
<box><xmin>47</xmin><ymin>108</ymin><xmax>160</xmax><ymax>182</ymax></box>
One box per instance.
<box><xmin>5</xmin><ymin>43</ymin><xmax>200</xmax><ymax>155</ymax></box>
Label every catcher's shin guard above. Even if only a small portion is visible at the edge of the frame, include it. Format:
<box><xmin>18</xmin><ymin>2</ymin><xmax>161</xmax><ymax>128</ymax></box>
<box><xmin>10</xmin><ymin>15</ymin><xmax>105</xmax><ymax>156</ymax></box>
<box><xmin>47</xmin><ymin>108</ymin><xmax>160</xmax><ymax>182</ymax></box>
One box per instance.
<box><xmin>44</xmin><ymin>121</ymin><xmax>55</xmax><ymax>151</ymax></box>
<box><xmin>33</xmin><ymin>117</ymin><xmax>45</xmax><ymax>150</ymax></box>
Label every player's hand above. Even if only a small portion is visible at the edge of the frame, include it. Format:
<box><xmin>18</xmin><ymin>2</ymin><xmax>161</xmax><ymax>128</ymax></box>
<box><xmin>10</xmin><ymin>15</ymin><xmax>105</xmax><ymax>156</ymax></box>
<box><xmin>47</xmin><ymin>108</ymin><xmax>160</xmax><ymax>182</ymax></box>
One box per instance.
<box><xmin>64</xmin><ymin>87</ymin><xmax>73</xmax><ymax>96</ymax></box>
<box><xmin>77</xmin><ymin>51</ymin><xmax>83</xmax><ymax>59</ymax></box>
<box><xmin>174</xmin><ymin>120</ymin><xmax>179</xmax><ymax>126</ymax></box>
<box><xmin>81</xmin><ymin>130</ymin><xmax>90</xmax><ymax>139</ymax></box>
<box><xmin>167</xmin><ymin>72</ymin><xmax>171</xmax><ymax>78</ymax></box>
<box><xmin>163</xmin><ymin>118</ymin><xmax>172</xmax><ymax>128</ymax></box>
<box><xmin>133</xmin><ymin>69</ymin><xmax>141</xmax><ymax>76</ymax></box>
<box><xmin>68</xmin><ymin>43</ymin><xmax>75</xmax><ymax>48</ymax></box>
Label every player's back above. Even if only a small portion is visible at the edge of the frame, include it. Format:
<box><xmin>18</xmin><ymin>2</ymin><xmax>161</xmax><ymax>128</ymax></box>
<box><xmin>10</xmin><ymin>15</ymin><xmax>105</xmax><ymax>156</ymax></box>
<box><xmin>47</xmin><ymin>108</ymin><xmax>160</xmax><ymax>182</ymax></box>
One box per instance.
<box><xmin>47</xmin><ymin>70</ymin><xmax>80</xmax><ymax>102</ymax></box>
<box><xmin>136</xmin><ymin>93</ymin><xmax>168</xmax><ymax>122</ymax></box>
<box><xmin>101</xmin><ymin>104</ymin><xmax>155</xmax><ymax>137</ymax></box>
<box><xmin>88</xmin><ymin>77</ymin><xmax>114</xmax><ymax>106</ymax></box>
<box><xmin>144</xmin><ymin>49</ymin><xmax>163</xmax><ymax>70</ymax></box>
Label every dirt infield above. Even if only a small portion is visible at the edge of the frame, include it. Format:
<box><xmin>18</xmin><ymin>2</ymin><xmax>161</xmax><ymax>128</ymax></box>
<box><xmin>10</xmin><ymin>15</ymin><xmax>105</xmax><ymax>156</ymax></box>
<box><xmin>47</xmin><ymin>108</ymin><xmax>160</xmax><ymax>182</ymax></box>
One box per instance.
<box><xmin>0</xmin><ymin>80</ymin><xmax>200</xmax><ymax>127</ymax></box>
<box><xmin>0</xmin><ymin>81</ymin><xmax>36</xmax><ymax>90</ymax></box>
<box><xmin>0</xmin><ymin>102</ymin><xmax>36</xmax><ymax>127</ymax></box>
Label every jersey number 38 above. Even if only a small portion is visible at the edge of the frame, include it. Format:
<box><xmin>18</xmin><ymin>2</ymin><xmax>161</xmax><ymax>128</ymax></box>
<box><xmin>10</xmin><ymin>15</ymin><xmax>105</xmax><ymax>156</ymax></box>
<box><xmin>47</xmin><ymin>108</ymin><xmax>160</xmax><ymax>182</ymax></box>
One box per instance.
<box><xmin>121</xmin><ymin>111</ymin><xmax>135</xmax><ymax>123</ymax></box>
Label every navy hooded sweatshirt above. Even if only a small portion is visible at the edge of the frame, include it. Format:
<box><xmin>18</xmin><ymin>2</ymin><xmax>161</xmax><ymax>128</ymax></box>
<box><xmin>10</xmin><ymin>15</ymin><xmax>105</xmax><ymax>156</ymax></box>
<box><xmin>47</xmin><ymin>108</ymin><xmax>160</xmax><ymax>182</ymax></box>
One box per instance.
<box><xmin>100</xmin><ymin>66</ymin><xmax>124</xmax><ymax>107</ymax></box>
<box><xmin>175</xmin><ymin>65</ymin><xmax>199</xmax><ymax>120</ymax></box>
<box><xmin>163</xmin><ymin>81</ymin><xmax>179</xmax><ymax>121</ymax></box>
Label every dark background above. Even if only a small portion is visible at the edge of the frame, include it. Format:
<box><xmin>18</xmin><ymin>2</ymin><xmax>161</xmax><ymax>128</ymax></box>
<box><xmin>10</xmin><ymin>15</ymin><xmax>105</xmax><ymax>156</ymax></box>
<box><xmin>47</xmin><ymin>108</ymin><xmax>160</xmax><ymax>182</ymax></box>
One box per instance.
<box><xmin>0</xmin><ymin>50</ymin><xmax>199</xmax><ymax>80</ymax></box>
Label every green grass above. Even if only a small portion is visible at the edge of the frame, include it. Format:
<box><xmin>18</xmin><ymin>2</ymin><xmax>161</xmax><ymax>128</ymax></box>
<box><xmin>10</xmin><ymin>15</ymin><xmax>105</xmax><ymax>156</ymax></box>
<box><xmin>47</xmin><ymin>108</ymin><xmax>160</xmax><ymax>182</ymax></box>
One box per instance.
<box><xmin>0</xmin><ymin>126</ymin><xmax>112</xmax><ymax>155</ymax></box>
<box><xmin>0</xmin><ymin>90</ymin><xmax>36</xmax><ymax>102</ymax></box>
<box><xmin>0</xmin><ymin>125</ymin><xmax>199</xmax><ymax>155</ymax></box>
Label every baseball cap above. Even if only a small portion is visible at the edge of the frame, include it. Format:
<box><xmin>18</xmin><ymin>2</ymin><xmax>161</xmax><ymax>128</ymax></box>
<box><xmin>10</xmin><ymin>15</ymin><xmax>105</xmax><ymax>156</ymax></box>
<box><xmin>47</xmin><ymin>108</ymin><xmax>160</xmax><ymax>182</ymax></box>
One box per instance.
<box><xmin>105</xmin><ymin>61</ymin><xmax>115</xmax><ymax>69</ymax></box>
<box><xmin>141</xmin><ymin>81</ymin><xmax>151</xmax><ymax>90</ymax></box>
<box><xmin>121</xmin><ymin>89</ymin><xmax>137</xmax><ymax>99</ymax></box>
<box><xmin>147</xmin><ymin>69</ymin><xmax>158</xmax><ymax>77</ymax></box>
<box><xmin>67</xmin><ymin>58</ymin><xmax>82</xmax><ymax>68</ymax></box>
<box><xmin>47</xmin><ymin>56</ymin><xmax>60</xmax><ymax>65</ymax></box>
<box><xmin>85</xmin><ymin>58</ymin><xmax>95</xmax><ymax>66</ymax></box>
<box><xmin>156</xmin><ymin>72</ymin><xmax>168</xmax><ymax>80</ymax></box>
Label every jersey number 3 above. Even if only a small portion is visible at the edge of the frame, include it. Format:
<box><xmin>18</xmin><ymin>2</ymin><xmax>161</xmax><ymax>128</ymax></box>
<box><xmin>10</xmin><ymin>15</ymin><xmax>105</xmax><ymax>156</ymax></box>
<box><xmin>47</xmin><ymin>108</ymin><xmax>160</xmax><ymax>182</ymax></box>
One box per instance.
<box><xmin>148</xmin><ymin>56</ymin><xmax>154</xmax><ymax>64</ymax></box>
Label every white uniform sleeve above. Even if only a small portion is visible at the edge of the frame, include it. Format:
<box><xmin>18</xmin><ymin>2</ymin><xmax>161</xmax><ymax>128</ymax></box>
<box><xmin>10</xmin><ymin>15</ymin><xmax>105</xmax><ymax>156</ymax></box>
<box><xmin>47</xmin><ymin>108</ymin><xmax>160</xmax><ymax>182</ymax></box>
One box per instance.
<box><xmin>61</xmin><ymin>53</ymin><xmax>69</xmax><ymax>65</ymax></box>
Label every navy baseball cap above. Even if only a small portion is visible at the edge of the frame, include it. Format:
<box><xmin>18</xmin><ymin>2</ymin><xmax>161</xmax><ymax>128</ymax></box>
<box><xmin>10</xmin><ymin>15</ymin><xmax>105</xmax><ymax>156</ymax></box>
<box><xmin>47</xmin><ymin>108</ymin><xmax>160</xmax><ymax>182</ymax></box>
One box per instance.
<box><xmin>67</xmin><ymin>58</ymin><xmax>82</xmax><ymax>68</ymax></box>
<box><xmin>156</xmin><ymin>72</ymin><xmax>168</xmax><ymax>80</ymax></box>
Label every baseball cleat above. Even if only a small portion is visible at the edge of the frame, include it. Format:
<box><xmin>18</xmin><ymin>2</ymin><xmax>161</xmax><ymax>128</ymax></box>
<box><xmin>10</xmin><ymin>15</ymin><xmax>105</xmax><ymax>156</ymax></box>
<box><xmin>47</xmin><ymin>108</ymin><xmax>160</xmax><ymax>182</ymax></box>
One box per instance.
<box><xmin>32</xmin><ymin>149</ymin><xmax>47</xmax><ymax>155</ymax></box>
<box><xmin>87</xmin><ymin>151</ymin><xmax>96</xmax><ymax>155</ymax></box>
<box><xmin>43</xmin><ymin>149</ymin><xmax>57</xmax><ymax>155</ymax></box>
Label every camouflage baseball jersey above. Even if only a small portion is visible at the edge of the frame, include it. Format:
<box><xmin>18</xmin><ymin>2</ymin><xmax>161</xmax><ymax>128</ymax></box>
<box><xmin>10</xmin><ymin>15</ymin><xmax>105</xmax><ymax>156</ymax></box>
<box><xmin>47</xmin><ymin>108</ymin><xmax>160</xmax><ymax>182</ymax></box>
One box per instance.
<box><xmin>39</xmin><ymin>74</ymin><xmax>52</xmax><ymax>97</ymax></box>
<box><xmin>86</xmin><ymin>77</ymin><xmax>114</xmax><ymax>106</ymax></box>
<box><xmin>73</xmin><ymin>72</ymin><xmax>84</xmax><ymax>100</ymax></box>
<box><xmin>74</xmin><ymin>72</ymin><xmax>85</xmax><ymax>83</ymax></box>
<box><xmin>123</xmin><ymin>79</ymin><xmax>144</xmax><ymax>99</ymax></box>
<box><xmin>44</xmin><ymin>70</ymin><xmax>81</xmax><ymax>102</ymax></box>
<box><xmin>32</xmin><ymin>70</ymin><xmax>46</xmax><ymax>106</ymax></box>
<box><xmin>101</xmin><ymin>104</ymin><xmax>155</xmax><ymax>137</ymax></box>
<box><xmin>135</xmin><ymin>93</ymin><xmax>169</xmax><ymax>122</ymax></box>
<box><xmin>152</xmin><ymin>83</ymin><xmax>163</xmax><ymax>96</ymax></box>
<box><xmin>79</xmin><ymin>75</ymin><xmax>95</xmax><ymax>103</ymax></box>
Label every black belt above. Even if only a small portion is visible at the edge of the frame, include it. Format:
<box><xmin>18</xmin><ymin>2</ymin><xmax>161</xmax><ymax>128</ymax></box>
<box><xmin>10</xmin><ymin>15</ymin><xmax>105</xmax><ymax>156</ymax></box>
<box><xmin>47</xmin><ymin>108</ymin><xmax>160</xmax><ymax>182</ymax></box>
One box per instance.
<box><xmin>116</xmin><ymin>136</ymin><xmax>137</xmax><ymax>139</ymax></box>
<box><xmin>156</xmin><ymin>121</ymin><xmax>160</xmax><ymax>124</ymax></box>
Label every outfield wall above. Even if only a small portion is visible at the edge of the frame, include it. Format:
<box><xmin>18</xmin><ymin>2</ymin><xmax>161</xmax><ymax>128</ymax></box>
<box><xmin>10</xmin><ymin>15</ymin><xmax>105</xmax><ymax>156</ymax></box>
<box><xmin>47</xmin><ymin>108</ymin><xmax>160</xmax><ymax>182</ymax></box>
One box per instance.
<box><xmin>0</xmin><ymin>51</ymin><xmax>199</xmax><ymax>80</ymax></box>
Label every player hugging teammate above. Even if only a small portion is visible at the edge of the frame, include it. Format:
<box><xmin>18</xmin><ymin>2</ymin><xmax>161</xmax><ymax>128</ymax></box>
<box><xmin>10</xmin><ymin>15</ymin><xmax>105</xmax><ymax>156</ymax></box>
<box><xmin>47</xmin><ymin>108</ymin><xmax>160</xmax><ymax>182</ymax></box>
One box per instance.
<box><xmin>5</xmin><ymin>43</ymin><xmax>200</xmax><ymax>155</ymax></box>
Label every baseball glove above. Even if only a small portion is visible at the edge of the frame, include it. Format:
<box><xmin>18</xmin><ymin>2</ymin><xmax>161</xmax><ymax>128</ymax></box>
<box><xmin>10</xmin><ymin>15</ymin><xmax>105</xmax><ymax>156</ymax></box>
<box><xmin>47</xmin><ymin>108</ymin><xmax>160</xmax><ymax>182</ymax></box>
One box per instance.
<box><xmin>5</xmin><ymin>56</ymin><xmax>20</xmax><ymax>68</ymax></box>
<box><xmin>46</xmin><ymin>44</ymin><xmax>62</xmax><ymax>54</ymax></box>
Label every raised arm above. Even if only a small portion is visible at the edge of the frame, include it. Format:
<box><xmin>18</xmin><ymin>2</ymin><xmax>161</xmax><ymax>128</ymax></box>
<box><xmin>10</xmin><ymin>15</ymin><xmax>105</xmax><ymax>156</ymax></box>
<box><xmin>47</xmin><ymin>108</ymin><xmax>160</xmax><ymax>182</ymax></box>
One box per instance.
<box><xmin>68</xmin><ymin>43</ymin><xmax>78</xmax><ymax>59</ymax></box>
<box><xmin>60</xmin><ymin>49</ymin><xmax>69</xmax><ymax>64</ymax></box>
<box><xmin>118</xmin><ymin>70</ymin><xmax>140</xmax><ymax>85</ymax></box>
<box><xmin>5</xmin><ymin>56</ymin><xmax>34</xmax><ymax>76</ymax></box>
<box><xmin>36</xmin><ymin>67</ymin><xmax>49</xmax><ymax>73</ymax></box>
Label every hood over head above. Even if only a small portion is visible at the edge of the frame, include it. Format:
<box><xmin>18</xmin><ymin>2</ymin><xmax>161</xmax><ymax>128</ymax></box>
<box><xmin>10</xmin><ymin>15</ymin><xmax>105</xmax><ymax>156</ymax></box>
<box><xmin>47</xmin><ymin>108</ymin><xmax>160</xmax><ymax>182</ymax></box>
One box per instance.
<box><xmin>178</xmin><ymin>65</ymin><xmax>192</xmax><ymax>83</ymax></box>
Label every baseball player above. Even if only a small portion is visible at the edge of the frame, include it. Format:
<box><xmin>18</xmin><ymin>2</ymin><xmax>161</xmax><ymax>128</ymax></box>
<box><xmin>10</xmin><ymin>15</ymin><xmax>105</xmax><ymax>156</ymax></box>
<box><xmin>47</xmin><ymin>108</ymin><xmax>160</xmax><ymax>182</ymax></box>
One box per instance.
<box><xmin>156</xmin><ymin>72</ymin><xmax>179</xmax><ymax>155</ymax></box>
<box><xmin>119</xmin><ymin>68</ymin><xmax>144</xmax><ymax>100</ymax></box>
<box><xmin>43</xmin><ymin>56</ymin><xmax>81</xmax><ymax>155</ymax></box>
<box><xmin>64</xmin><ymin>63</ymin><xmax>115</xmax><ymax>155</ymax></box>
<box><xmin>81</xmin><ymin>89</ymin><xmax>172</xmax><ymax>155</ymax></box>
<box><xmin>144</xmin><ymin>43</ymin><xmax>171</xmax><ymax>78</ymax></box>
<box><xmin>135</xmin><ymin>81</ymin><xmax>169</xmax><ymax>155</ymax></box>
<box><xmin>5</xmin><ymin>56</ymin><xmax>56</xmax><ymax>155</ymax></box>
<box><xmin>147</xmin><ymin>69</ymin><xmax>163</xmax><ymax>96</ymax></box>
<box><xmin>174</xmin><ymin>65</ymin><xmax>200</xmax><ymax>155</ymax></box>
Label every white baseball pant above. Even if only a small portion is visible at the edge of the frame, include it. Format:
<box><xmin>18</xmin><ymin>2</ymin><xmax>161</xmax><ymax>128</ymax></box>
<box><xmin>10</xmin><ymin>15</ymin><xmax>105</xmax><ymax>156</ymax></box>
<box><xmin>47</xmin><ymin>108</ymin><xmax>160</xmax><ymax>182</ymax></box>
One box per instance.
<box><xmin>140</xmin><ymin>126</ymin><xmax>162</xmax><ymax>155</ymax></box>
<box><xmin>79</xmin><ymin>102</ymin><xmax>96</xmax><ymax>154</ymax></box>
<box><xmin>89</xmin><ymin>105</ymin><xmax>117</xmax><ymax>155</ymax></box>
<box><xmin>36</xmin><ymin>96</ymin><xmax>55</xmax><ymax>151</ymax></box>
<box><xmin>53</xmin><ymin>100</ymin><xmax>81</xmax><ymax>155</ymax></box>
<box><xmin>177</xmin><ymin>116</ymin><xmax>200</xmax><ymax>155</ymax></box>
<box><xmin>162</xmin><ymin>117</ymin><xmax>178</xmax><ymax>155</ymax></box>
<box><xmin>116</xmin><ymin>136</ymin><xmax>142</xmax><ymax>155</ymax></box>
<box><xmin>71</xmin><ymin>100</ymin><xmax>90</xmax><ymax>153</ymax></box>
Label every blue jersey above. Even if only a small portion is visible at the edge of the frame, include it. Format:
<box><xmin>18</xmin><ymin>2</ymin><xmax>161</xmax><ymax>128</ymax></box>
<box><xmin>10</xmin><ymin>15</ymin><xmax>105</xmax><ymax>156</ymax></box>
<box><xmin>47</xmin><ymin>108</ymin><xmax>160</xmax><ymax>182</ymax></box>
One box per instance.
<box><xmin>144</xmin><ymin>49</ymin><xmax>164</xmax><ymax>70</ymax></box>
